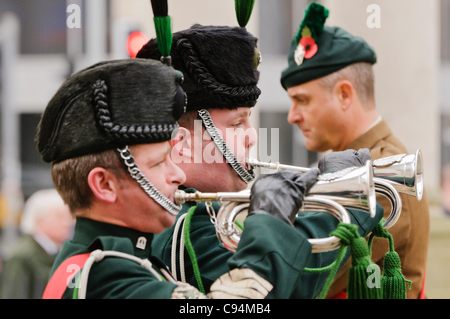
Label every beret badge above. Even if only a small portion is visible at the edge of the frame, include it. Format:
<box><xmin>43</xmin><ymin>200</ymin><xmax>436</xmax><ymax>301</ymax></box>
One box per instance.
<box><xmin>294</xmin><ymin>2</ymin><xmax>329</xmax><ymax>66</ymax></box>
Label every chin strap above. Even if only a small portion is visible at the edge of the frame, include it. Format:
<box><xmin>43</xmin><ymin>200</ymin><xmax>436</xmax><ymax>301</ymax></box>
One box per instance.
<box><xmin>116</xmin><ymin>146</ymin><xmax>182</xmax><ymax>216</ymax></box>
<box><xmin>197</xmin><ymin>109</ymin><xmax>255</xmax><ymax>184</ymax></box>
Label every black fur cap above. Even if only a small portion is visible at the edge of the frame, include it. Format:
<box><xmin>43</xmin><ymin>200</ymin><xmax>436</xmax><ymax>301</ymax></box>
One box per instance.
<box><xmin>37</xmin><ymin>59</ymin><xmax>186</xmax><ymax>164</ymax></box>
<box><xmin>136</xmin><ymin>24</ymin><xmax>261</xmax><ymax>111</ymax></box>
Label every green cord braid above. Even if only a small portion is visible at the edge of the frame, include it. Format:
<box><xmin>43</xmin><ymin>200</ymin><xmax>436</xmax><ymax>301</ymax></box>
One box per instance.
<box><xmin>183</xmin><ymin>206</ymin><xmax>205</xmax><ymax>294</ymax></box>
<box><xmin>235</xmin><ymin>219</ymin><xmax>244</xmax><ymax>231</ymax></box>
<box><xmin>73</xmin><ymin>270</ymin><xmax>82</xmax><ymax>299</ymax></box>
<box><xmin>183</xmin><ymin>206</ymin><xmax>245</xmax><ymax>295</ymax></box>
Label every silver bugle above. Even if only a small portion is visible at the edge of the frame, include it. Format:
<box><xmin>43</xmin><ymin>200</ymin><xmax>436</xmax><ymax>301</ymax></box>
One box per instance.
<box><xmin>176</xmin><ymin>161</ymin><xmax>376</xmax><ymax>218</ymax></box>
<box><xmin>174</xmin><ymin>162</ymin><xmax>375</xmax><ymax>253</ymax></box>
<box><xmin>247</xmin><ymin>149</ymin><xmax>424</xmax><ymax>201</ymax></box>
<box><xmin>175</xmin><ymin>190</ymin><xmax>351</xmax><ymax>253</ymax></box>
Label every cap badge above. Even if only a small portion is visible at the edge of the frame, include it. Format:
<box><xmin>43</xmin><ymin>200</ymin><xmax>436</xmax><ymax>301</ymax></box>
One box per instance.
<box><xmin>293</xmin><ymin>3</ymin><xmax>329</xmax><ymax>66</ymax></box>
<box><xmin>295</xmin><ymin>27</ymin><xmax>318</xmax><ymax>65</ymax></box>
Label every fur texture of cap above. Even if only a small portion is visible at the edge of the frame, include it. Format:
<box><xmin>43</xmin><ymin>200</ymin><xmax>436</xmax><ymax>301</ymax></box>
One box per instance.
<box><xmin>37</xmin><ymin>58</ymin><xmax>186</xmax><ymax>164</ymax></box>
<box><xmin>137</xmin><ymin>24</ymin><xmax>261</xmax><ymax>111</ymax></box>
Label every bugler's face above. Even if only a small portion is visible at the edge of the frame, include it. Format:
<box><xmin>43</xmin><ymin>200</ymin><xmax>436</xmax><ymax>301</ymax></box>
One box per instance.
<box><xmin>186</xmin><ymin>107</ymin><xmax>257</xmax><ymax>193</ymax></box>
<box><xmin>119</xmin><ymin>142</ymin><xmax>186</xmax><ymax>233</ymax></box>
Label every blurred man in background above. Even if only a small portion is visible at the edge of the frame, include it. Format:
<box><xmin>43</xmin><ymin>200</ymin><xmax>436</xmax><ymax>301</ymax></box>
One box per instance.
<box><xmin>0</xmin><ymin>189</ymin><xmax>73</xmax><ymax>299</ymax></box>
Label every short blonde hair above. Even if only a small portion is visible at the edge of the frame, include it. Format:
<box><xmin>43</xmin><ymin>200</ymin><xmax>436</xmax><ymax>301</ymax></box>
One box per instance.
<box><xmin>319</xmin><ymin>62</ymin><xmax>375</xmax><ymax>109</ymax></box>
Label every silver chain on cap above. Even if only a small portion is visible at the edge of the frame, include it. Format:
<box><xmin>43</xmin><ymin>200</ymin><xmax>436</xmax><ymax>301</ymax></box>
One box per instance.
<box><xmin>197</xmin><ymin>109</ymin><xmax>255</xmax><ymax>184</ymax></box>
<box><xmin>116</xmin><ymin>146</ymin><xmax>182</xmax><ymax>216</ymax></box>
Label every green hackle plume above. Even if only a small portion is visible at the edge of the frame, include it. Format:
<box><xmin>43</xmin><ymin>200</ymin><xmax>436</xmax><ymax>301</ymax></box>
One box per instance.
<box><xmin>151</xmin><ymin>0</ymin><xmax>173</xmax><ymax>58</ymax></box>
<box><xmin>235</xmin><ymin>0</ymin><xmax>255</xmax><ymax>27</ymax></box>
<box><xmin>368</xmin><ymin>220</ymin><xmax>411</xmax><ymax>299</ymax></box>
<box><xmin>295</xmin><ymin>2</ymin><xmax>329</xmax><ymax>43</ymax></box>
<box><xmin>153</xmin><ymin>16</ymin><xmax>172</xmax><ymax>57</ymax></box>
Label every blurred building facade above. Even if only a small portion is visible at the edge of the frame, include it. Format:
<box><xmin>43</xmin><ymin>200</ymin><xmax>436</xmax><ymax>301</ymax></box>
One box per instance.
<box><xmin>0</xmin><ymin>0</ymin><xmax>446</xmax><ymax>251</ymax></box>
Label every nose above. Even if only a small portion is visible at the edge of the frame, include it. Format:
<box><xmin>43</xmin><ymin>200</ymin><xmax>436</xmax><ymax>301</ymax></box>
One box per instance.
<box><xmin>246</xmin><ymin>126</ymin><xmax>258</xmax><ymax>150</ymax></box>
<box><xmin>287</xmin><ymin>104</ymin><xmax>303</xmax><ymax>125</ymax></box>
<box><xmin>167</xmin><ymin>157</ymin><xmax>186</xmax><ymax>185</ymax></box>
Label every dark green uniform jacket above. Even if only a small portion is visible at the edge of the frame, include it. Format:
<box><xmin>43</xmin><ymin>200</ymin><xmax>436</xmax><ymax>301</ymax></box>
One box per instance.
<box><xmin>152</xmin><ymin>188</ymin><xmax>384</xmax><ymax>299</ymax></box>
<box><xmin>49</xmin><ymin>213</ymin><xmax>312</xmax><ymax>299</ymax></box>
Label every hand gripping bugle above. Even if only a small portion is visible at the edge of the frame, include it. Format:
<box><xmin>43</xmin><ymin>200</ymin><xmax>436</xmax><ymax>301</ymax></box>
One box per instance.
<box><xmin>175</xmin><ymin>161</ymin><xmax>377</xmax><ymax>253</ymax></box>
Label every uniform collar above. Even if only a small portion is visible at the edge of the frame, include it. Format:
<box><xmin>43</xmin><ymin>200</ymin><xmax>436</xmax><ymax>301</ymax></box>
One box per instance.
<box><xmin>363</xmin><ymin>115</ymin><xmax>382</xmax><ymax>134</ymax></box>
<box><xmin>72</xmin><ymin>217</ymin><xmax>154</xmax><ymax>258</ymax></box>
<box><xmin>347</xmin><ymin>118</ymin><xmax>392</xmax><ymax>151</ymax></box>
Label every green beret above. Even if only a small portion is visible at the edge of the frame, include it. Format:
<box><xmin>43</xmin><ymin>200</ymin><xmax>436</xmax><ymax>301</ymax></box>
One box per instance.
<box><xmin>280</xmin><ymin>3</ymin><xmax>377</xmax><ymax>90</ymax></box>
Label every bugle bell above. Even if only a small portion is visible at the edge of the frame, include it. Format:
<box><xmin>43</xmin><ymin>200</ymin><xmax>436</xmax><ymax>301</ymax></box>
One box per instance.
<box><xmin>371</xmin><ymin>149</ymin><xmax>424</xmax><ymax>201</ymax></box>
<box><xmin>309</xmin><ymin>160</ymin><xmax>376</xmax><ymax>218</ymax></box>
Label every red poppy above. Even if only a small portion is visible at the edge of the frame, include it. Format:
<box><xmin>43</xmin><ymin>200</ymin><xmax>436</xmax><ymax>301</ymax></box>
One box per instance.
<box><xmin>299</xmin><ymin>36</ymin><xmax>318</xmax><ymax>59</ymax></box>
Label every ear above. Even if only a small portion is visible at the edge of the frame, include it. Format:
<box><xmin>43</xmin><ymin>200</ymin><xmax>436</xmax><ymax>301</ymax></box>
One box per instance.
<box><xmin>87</xmin><ymin>168</ymin><xmax>118</xmax><ymax>204</ymax></box>
<box><xmin>170</xmin><ymin>127</ymin><xmax>192</xmax><ymax>160</ymax></box>
<box><xmin>336</xmin><ymin>80</ymin><xmax>354</xmax><ymax>111</ymax></box>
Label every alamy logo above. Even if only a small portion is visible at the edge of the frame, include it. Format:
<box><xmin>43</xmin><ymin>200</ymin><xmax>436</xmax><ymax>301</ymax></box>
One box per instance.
<box><xmin>367</xmin><ymin>4</ymin><xmax>381</xmax><ymax>29</ymax></box>
<box><xmin>66</xmin><ymin>264</ymin><xmax>81</xmax><ymax>289</ymax></box>
<box><xmin>67</xmin><ymin>4</ymin><xmax>81</xmax><ymax>29</ymax></box>
<box><xmin>170</xmin><ymin>120</ymin><xmax>280</xmax><ymax>165</ymax></box>
<box><xmin>366</xmin><ymin>264</ymin><xmax>381</xmax><ymax>289</ymax></box>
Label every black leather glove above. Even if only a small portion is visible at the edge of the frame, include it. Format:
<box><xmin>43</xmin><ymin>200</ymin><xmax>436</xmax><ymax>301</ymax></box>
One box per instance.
<box><xmin>247</xmin><ymin>169</ymin><xmax>320</xmax><ymax>226</ymax></box>
<box><xmin>318</xmin><ymin>149</ymin><xmax>372</xmax><ymax>173</ymax></box>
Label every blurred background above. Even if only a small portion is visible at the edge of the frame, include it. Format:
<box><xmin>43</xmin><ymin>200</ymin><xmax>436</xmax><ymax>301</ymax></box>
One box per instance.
<box><xmin>0</xmin><ymin>0</ymin><xmax>449</xmax><ymax>298</ymax></box>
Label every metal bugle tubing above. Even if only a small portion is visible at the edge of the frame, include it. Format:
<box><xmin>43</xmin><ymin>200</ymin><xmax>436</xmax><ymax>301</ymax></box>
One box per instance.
<box><xmin>246</xmin><ymin>157</ymin><xmax>310</xmax><ymax>173</ymax></box>
<box><xmin>174</xmin><ymin>163</ymin><xmax>376</xmax><ymax>253</ymax></box>
<box><xmin>175</xmin><ymin>161</ymin><xmax>376</xmax><ymax>218</ymax></box>
<box><xmin>300</xmin><ymin>196</ymin><xmax>351</xmax><ymax>253</ymax></box>
<box><xmin>175</xmin><ymin>191</ymin><xmax>250</xmax><ymax>205</ymax></box>
<box><xmin>309</xmin><ymin>161</ymin><xmax>376</xmax><ymax>218</ymax></box>
<box><xmin>373</xmin><ymin>178</ymin><xmax>402</xmax><ymax>230</ymax></box>
<box><xmin>248</xmin><ymin>157</ymin><xmax>401</xmax><ymax>225</ymax></box>
<box><xmin>247</xmin><ymin>149</ymin><xmax>424</xmax><ymax>202</ymax></box>
<box><xmin>175</xmin><ymin>190</ymin><xmax>351</xmax><ymax>253</ymax></box>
